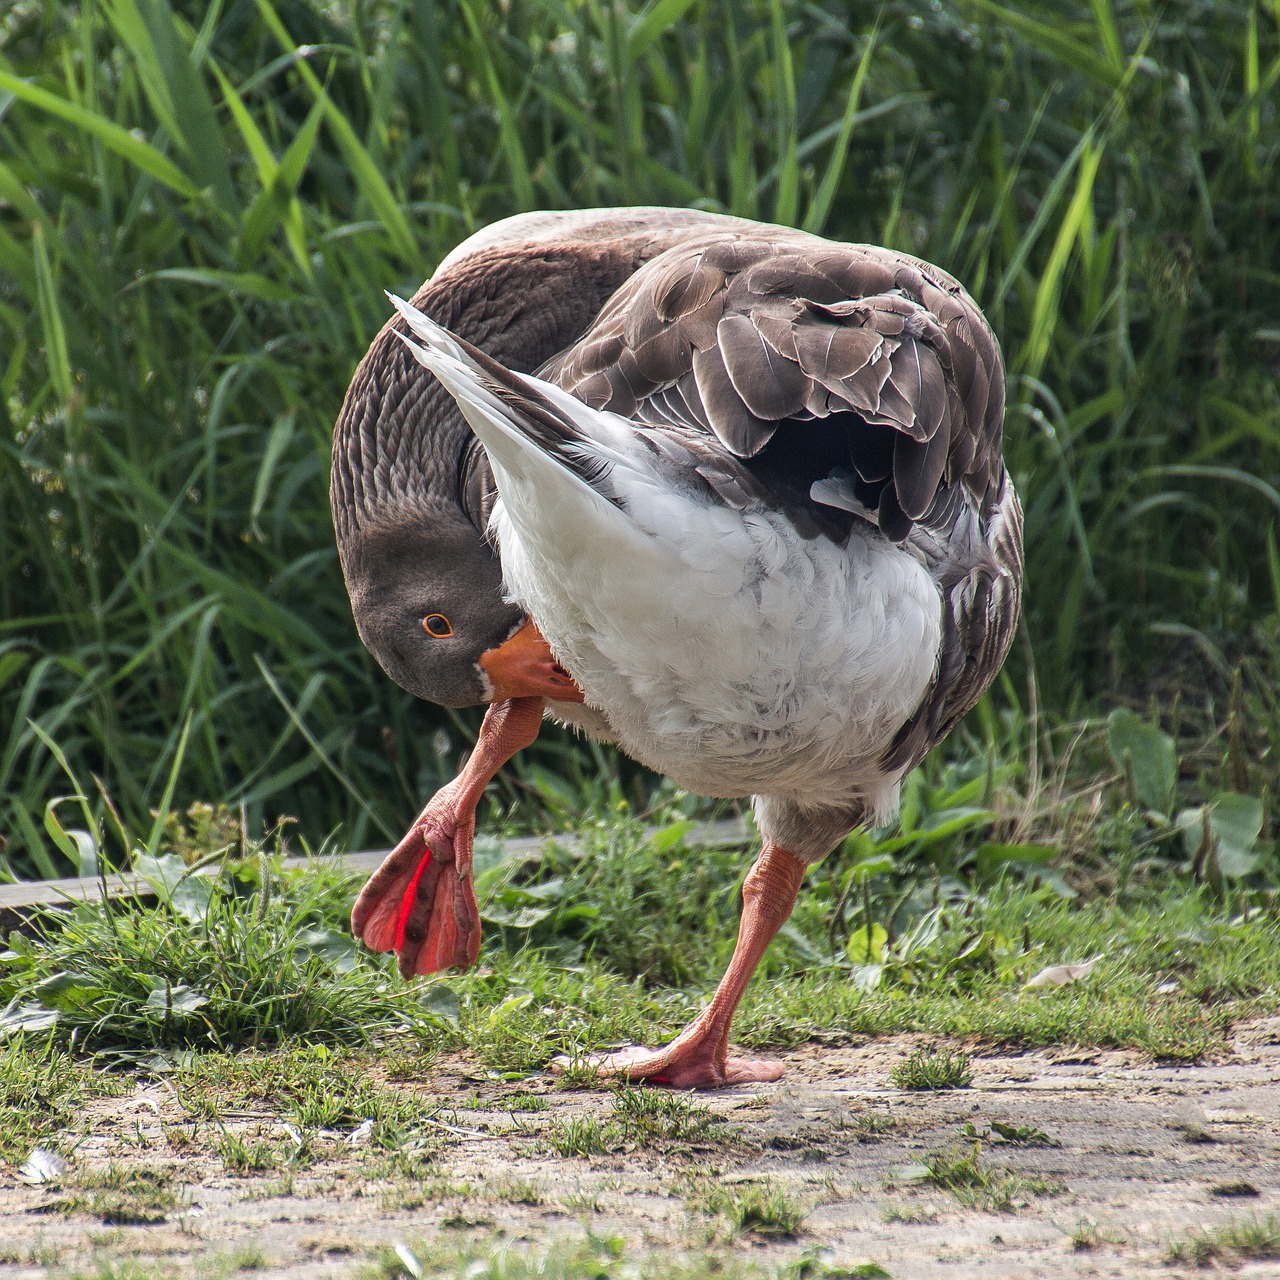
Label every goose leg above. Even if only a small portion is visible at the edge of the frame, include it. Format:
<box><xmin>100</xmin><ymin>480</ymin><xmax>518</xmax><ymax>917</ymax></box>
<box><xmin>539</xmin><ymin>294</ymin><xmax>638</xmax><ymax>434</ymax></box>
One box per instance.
<box><xmin>351</xmin><ymin>696</ymin><xmax>544</xmax><ymax>977</ymax></box>
<box><xmin>584</xmin><ymin>843</ymin><xmax>807</xmax><ymax>1089</ymax></box>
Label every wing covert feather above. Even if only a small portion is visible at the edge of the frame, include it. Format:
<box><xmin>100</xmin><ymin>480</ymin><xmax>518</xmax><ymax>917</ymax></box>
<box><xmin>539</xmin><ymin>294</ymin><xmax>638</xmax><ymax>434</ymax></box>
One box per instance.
<box><xmin>543</xmin><ymin>228</ymin><xmax>1007</xmax><ymax>543</ymax></box>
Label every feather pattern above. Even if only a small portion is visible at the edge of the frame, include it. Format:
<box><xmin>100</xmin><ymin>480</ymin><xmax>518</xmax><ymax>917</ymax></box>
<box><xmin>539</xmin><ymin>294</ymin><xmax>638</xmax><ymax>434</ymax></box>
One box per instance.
<box><xmin>541</xmin><ymin>231</ymin><xmax>1009</xmax><ymax>553</ymax></box>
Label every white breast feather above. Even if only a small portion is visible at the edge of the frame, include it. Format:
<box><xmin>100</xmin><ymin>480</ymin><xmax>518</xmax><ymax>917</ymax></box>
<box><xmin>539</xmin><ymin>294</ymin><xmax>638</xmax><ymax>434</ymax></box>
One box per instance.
<box><xmin>487</xmin><ymin>426</ymin><xmax>942</xmax><ymax>822</ymax></box>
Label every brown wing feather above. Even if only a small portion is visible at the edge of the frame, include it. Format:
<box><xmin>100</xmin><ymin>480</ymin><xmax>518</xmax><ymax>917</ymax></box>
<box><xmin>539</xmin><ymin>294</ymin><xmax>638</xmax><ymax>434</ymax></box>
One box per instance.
<box><xmin>544</xmin><ymin>229</ymin><xmax>1007</xmax><ymax>542</ymax></box>
<box><xmin>690</xmin><ymin>342</ymin><xmax>778</xmax><ymax>457</ymax></box>
<box><xmin>717</xmin><ymin>311</ymin><xmax>811</xmax><ymax>421</ymax></box>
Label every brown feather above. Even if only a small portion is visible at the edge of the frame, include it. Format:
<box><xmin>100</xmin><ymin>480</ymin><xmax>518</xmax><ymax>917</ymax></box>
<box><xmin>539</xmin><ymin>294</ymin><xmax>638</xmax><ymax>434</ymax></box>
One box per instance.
<box><xmin>893</xmin><ymin>425</ymin><xmax>950</xmax><ymax>520</ymax></box>
<box><xmin>717</xmin><ymin>312</ymin><xmax>810</xmax><ymax>421</ymax></box>
<box><xmin>751</xmin><ymin>297</ymin><xmax>803</xmax><ymax>362</ymax></box>
<box><xmin>691</xmin><ymin>342</ymin><xmax>778</xmax><ymax>457</ymax></box>
<box><xmin>741</xmin><ymin>259</ymin><xmax>847</xmax><ymax>303</ymax></box>
<box><xmin>630</xmin><ymin>320</ymin><xmax>694</xmax><ymax>384</ymax></box>
<box><xmin>791</xmin><ymin>317</ymin><xmax>882</xmax><ymax>382</ymax></box>
<box><xmin>652</xmin><ymin>249</ymin><xmax>725</xmax><ymax>322</ymax></box>
<box><xmin>828</xmin><ymin>346</ymin><xmax>895</xmax><ymax>416</ymax></box>
<box><xmin>884</xmin><ymin>342</ymin><xmax>948</xmax><ymax>441</ymax></box>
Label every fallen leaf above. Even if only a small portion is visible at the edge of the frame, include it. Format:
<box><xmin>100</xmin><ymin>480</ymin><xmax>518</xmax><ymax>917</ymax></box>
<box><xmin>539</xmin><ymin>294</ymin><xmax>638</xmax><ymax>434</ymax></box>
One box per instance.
<box><xmin>1025</xmin><ymin>956</ymin><xmax>1101</xmax><ymax>988</ymax></box>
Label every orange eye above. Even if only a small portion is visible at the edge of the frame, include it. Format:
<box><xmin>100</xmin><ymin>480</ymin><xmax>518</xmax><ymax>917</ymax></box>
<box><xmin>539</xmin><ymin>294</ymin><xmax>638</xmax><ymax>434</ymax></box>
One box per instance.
<box><xmin>422</xmin><ymin>614</ymin><xmax>453</xmax><ymax>638</ymax></box>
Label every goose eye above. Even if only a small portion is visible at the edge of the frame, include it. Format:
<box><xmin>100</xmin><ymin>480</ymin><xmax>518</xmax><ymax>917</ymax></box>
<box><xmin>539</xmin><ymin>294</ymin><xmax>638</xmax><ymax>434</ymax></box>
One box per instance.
<box><xmin>422</xmin><ymin>614</ymin><xmax>453</xmax><ymax>638</ymax></box>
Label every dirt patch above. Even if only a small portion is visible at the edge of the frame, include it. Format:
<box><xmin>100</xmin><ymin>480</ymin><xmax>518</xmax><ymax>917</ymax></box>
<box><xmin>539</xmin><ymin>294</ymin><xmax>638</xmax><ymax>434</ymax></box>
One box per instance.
<box><xmin>4</xmin><ymin>1020</ymin><xmax>1279</xmax><ymax>1278</ymax></box>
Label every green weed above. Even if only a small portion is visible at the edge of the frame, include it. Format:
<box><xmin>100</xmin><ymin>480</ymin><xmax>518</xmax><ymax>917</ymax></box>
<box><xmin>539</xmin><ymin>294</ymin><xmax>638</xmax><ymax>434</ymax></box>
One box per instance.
<box><xmin>0</xmin><ymin>1039</ymin><xmax>124</xmax><ymax>1165</ymax></box>
<box><xmin>543</xmin><ymin>1116</ymin><xmax>611</xmax><ymax>1158</ymax></box>
<box><xmin>7</xmin><ymin>850</ymin><xmax>1277</xmax><ymax>1080</ymax></box>
<box><xmin>1066</xmin><ymin>1218</ymin><xmax>1124</xmax><ymax>1252</ymax></box>
<box><xmin>890</xmin><ymin>1047</ymin><xmax>973</xmax><ymax>1091</ymax></box>
<box><xmin>910</xmin><ymin>1143</ymin><xmax>1059</xmax><ymax>1213</ymax></box>
<box><xmin>1166</xmin><ymin>1214</ymin><xmax>1280</xmax><ymax>1266</ymax></box>
<box><xmin>505</xmin><ymin>1093</ymin><xmax>548</xmax><ymax>1113</ymax></box>
<box><xmin>960</xmin><ymin>1119</ymin><xmax>1058</xmax><ymax>1147</ymax></box>
<box><xmin>0</xmin><ymin>853</ymin><xmax>451</xmax><ymax>1053</ymax></box>
<box><xmin>695</xmin><ymin>1179</ymin><xmax>809</xmax><ymax>1238</ymax></box>
<box><xmin>53</xmin><ymin>1165</ymin><xmax>180</xmax><ymax>1226</ymax></box>
<box><xmin>539</xmin><ymin>1088</ymin><xmax>728</xmax><ymax>1158</ymax></box>
<box><xmin>609</xmin><ymin>1087</ymin><xmax>728</xmax><ymax>1147</ymax></box>
<box><xmin>211</xmin><ymin>1131</ymin><xmax>291</xmax><ymax>1177</ymax></box>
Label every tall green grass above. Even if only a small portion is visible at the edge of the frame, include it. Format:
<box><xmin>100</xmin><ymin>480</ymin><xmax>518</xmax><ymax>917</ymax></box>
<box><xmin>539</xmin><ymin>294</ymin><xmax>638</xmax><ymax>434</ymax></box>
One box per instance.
<box><xmin>1</xmin><ymin>0</ymin><xmax>1277</xmax><ymax>878</ymax></box>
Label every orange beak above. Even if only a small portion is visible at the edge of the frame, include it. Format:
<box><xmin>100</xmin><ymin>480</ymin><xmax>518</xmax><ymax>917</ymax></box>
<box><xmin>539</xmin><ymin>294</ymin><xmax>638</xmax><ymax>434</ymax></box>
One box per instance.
<box><xmin>478</xmin><ymin>619</ymin><xmax>584</xmax><ymax>704</ymax></box>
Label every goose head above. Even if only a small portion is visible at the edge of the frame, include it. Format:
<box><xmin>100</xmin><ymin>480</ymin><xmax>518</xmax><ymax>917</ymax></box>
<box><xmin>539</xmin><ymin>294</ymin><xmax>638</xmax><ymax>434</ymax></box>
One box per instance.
<box><xmin>341</xmin><ymin>511</ymin><xmax>582</xmax><ymax>708</ymax></box>
<box><xmin>335</xmin><ymin>356</ymin><xmax>583</xmax><ymax>709</ymax></box>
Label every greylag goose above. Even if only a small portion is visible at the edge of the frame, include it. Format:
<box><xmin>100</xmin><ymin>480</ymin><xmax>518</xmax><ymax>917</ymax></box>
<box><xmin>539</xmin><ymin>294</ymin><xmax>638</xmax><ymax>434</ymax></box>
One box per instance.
<box><xmin>334</xmin><ymin>209</ymin><xmax>1022</xmax><ymax>1088</ymax></box>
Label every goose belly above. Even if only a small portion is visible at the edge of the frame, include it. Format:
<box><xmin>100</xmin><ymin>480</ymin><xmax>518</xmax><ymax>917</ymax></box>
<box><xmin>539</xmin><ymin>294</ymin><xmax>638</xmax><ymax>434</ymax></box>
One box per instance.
<box><xmin>494</xmin><ymin>487</ymin><xmax>942</xmax><ymax>810</ymax></box>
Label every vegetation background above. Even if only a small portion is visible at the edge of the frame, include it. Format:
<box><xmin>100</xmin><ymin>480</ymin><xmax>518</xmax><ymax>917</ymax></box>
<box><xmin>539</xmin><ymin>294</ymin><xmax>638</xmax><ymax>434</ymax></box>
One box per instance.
<box><xmin>1</xmin><ymin>0</ymin><xmax>1277</xmax><ymax>880</ymax></box>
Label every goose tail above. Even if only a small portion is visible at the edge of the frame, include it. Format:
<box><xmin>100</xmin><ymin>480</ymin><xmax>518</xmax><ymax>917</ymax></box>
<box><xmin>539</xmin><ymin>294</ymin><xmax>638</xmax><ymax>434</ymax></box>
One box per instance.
<box><xmin>386</xmin><ymin>293</ymin><xmax>625</xmax><ymax>497</ymax></box>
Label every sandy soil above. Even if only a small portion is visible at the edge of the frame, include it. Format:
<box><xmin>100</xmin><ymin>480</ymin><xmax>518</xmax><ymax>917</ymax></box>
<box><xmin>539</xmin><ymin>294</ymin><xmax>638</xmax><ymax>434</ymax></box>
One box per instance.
<box><xmin>3</xmin><ymin>1020</ymin><xmax>1279</xmax><ymax>1279</ymax></box>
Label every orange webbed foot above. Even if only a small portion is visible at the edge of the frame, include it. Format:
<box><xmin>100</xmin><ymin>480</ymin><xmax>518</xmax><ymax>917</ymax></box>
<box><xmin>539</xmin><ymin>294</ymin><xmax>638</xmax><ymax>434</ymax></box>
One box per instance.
<box><xmin>350</xmin><ymin>796</ymin><xmax>480</xmax><ymax>977</ymax></box>
<box><xmin>559</xmin><ymin>1042</ymin><xmax>785</xmax><ymax>1090</ymax></box>
<box><xmin>351</xmin><ymin>697</ymin><xmax>548</xmax><ymax>981</ymax></box>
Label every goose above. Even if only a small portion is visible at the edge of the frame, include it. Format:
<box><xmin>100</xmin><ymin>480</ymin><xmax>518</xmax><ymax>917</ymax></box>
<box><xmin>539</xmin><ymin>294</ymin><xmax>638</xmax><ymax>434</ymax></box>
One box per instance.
<box><xmin>333</xmin><ymin>209</ymin><xmax>1022</xmax><ymax>1088</ymax></box>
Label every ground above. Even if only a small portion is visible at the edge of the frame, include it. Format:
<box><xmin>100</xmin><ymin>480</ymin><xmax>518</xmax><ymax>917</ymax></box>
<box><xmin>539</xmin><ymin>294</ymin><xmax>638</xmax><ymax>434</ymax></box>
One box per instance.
<box><xmin>3</xmin><ymin>1019</ymin><xmax>1278</xmax><ymax>1280</ymax></box>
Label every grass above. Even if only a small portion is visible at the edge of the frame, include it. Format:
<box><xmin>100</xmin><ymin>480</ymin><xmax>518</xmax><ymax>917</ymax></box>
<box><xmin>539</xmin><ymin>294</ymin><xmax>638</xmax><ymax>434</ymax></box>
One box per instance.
<box><xmin>1166</xmin><ymin>1214</ymin><xmax>1280</xmax><ymax>1267</ymax></box>
<box><xmin>609</xmin><ymin>1087</ymin><xmax>728</xmax><ymax>1147</ymax></box>
<box><xmin>0</xmin><ymin>850</ymin><xmax>451</xmax><ymax>1054</ymax></box>
<box><xmin>543</xmin><ymin>1088</ymin><xmax>730</xmax><ymax>1157</ymax></box>
<box><xmin>212</xmin><ymin>1130</ymin><xmax>295</xmax><ymax>1177</ymax></box>
<box><xmin>693</xmin><ymin>1179</ymin><xmax>810</xmax><ymax>1239</ymax></box>
<box><xmin>0</xmin><ymin>1038</ymin><xmax>127</xmax><ymax>1165</ymax></box>
<box><xmin>4</xmin><ymin>802</ymin><xmax>1279</xmax><ymax>1085</ymax></box>
<box><xmin>505</xmin><ymin>1093</ymin><xmax>548</xmax><ymax>1113</ymax></box>
<box><xmin>1065</xmin><ymin>1218</ymin><xmax>1124</xmax><ymax>1252</ymax></box>
<box><xmin>906</xmin><ymin>1143</ymin><xmax>1060</xmax><ymax>1213</ymax></box>
<box><xmin>544</xmin><ymin>1115</ymin><xmax>612</xmax><ymax>1159</ymax></box>
<box><xmin>1</xmin><ymin>0</ymin><xmax>1278</xmax><ymax>880</ymax></box>
<box><xmin>47</xmin><ymin>1266</ymin><xmax>181</xmax><ymax>1280</ymax></box>
<box><xmin>889</xmin><ymin>1047</ymin><xmax>972</xmax><ymax>1091</ymax></box>
<box><xmin>881</xmin><ymin>1203</ymin><xmax>937</xmax><ymax>1225</ymax></box>
<box><xmin>51</xmin><ymin>1165</ymin><xmax>181</xmax><ymax>1226</ymax></box>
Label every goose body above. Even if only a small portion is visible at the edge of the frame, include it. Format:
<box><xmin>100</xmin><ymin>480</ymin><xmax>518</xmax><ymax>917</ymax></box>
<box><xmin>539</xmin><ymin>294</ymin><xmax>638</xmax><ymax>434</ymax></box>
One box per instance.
<box><xmin>337</xmin><ymin>210</ymin><xmax>1022</xmax><ymax>1087</ymax></box>
<box><xmin>496</xmin><ymin>458</ymin><xmax>944</xmax><ymax>818</ymax></box>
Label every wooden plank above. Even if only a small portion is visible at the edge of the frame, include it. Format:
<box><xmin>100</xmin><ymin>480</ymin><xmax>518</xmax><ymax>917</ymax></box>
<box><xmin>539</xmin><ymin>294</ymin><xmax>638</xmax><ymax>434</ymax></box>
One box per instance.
<box><xmin>0</xmin><ymin>817</ymin><xmax>751</xmax><ymax>935</ymax></box>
